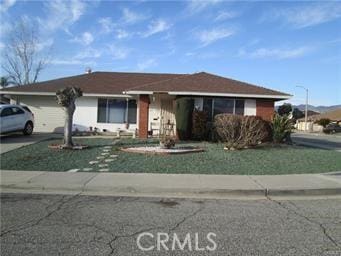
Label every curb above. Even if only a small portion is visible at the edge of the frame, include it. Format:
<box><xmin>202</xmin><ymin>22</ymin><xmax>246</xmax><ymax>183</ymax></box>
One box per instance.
<box><xmin>266</xmin><ymin>188</ymin><xmax>341</xmax><ymax>197</ymax></box>
<box><xmin>1</xmin><ymin>184</ymin><xmax>340</xmax><ymax>198</ymax></box>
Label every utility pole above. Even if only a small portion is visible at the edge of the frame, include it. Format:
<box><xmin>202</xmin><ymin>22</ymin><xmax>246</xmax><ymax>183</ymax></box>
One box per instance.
<box><xmin>296</xmin><ymin>86</ymin><xmax>309</xmax><ymax>131</ymax></box>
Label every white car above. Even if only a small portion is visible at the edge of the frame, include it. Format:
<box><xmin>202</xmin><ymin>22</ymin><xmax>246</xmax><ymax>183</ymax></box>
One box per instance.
<box><xmin>0</xmin><ymin>104</ymin><xmax>34</xmax><ymax>135</ymax></box>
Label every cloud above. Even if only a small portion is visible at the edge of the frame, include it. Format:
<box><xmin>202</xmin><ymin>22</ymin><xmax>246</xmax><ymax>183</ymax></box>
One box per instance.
<box><xmin>116</xmin><ymin>29</ymin><xmax>130</xmax><ymax>39</ymax></box>
<box><xmin>72</xmin><ymin>32</ymin><xmax>94</xmax><ymax>45</ymax></box>
<box><xmin>121</xmin><ymin>8</ymin><xmax>146</xmax><ymax>24</ymax></box>
<box><xmin>214</xmin><ymin>10</ymin><xmax>238</xmax><ymax>22</ymax></box>
<box><xmin>262</xmin><ymin>2</ymin><xmax>341</xmax><ymax>29</ymax></box>
<box><xmin>38</xmin><ymin>0</ymin><xmax>86</xmax><ymax>32</ymax></box>
<box><xmin>108</xmin><ymin>44</ymin><xmax>130</xmax><ymax>60</ymax></box>
<box><xmin>141</xmin><ymin>19</ymin><xmax>172</xmax><ymax>38</ymax></box>
<box><xmin>137</xmin><ymin>58</ymin><xmax>157</xmax><ymax>71</ymax></box>
<box><xmin>0</xmin><ymin>0</ymin><xmax>16</xmax><ymax>12</ymax></box>
<box><xmin>187</xmin><ymin>0</ymin><xmax>221</xmax><ymax>14</ymax></box>
<box><xmin>239</xmin><ymin>46</ymin><xmax>313</xmax><ymax>59</ymax></box>
<box><xmin>36</xmin><ymin>38</ymin><xmax>54</xmax><ymax>52</ymax></box>
<box><xmin>98</xmin><ymin>17</ymin><xmax>115</xmax><ymax>34</ymax></box>
<box><xmin>196</xmin><ymin>28</ymin><xmax>234</xmax><ymax>46</ymax></box>
<box><xmin>74</xmin><ymin>48</ymin><xmax>102</xmax><ymax>59</ymax></box>
<box><xmin>50</xmin><ymin>59</ymin><xmax>96</xmax><ymax>66</ymax></box>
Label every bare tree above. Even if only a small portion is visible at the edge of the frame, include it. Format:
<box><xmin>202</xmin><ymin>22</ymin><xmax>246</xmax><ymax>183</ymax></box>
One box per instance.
<box><xmin>56</xmin><ymin>87</ymin><xmax>83</xmax><ymax>148</ymax></box>
<box><xmin>2</xmin><ymin>19</ymin><xmax>48</xmax><ymax>85</ymax></box>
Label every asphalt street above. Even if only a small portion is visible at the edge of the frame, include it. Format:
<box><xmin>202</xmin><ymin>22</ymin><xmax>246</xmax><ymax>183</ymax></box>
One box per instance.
<box><xmin>1</xmin><ymin>193</ymin><xmax>341</xmax><ymax>256</ymax></box>
<box><xmin>292</xmin><ymin>133</ymin><xmax>341</xmax><ymax>151</ymax></box>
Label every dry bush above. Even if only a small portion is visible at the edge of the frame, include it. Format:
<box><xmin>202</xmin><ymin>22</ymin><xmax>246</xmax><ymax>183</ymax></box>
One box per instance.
<box><xmin>192</xmin><ymin>110</ymin><xmax>208</xmax><ymax>140</ymax></box>
<box><xmin>214</xmin><ymin>114</ymin><xmax>269</xmax><ymax>150</ymax></box>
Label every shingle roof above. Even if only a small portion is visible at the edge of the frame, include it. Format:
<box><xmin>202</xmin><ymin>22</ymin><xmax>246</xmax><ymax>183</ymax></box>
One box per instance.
<box><xmin>1</xmin><ymin>72</ymin><xmax>183</xmax><ymax>95</ymax></box>
<box><xmin>127</xmin><ymin>72</ymin><xmax>290</xmax><ymax>97</ymax></box>
<box><xmin>0</xmin><ymin>71</ymin><xmax>290</xmax><ymax>98</ymax></box>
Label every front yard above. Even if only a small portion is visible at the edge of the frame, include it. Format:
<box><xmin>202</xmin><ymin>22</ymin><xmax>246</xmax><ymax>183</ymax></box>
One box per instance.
<box><xmin>1</xmin><ymin>138</ymin><xmax>341</xmax><ymax>175</ymax></box>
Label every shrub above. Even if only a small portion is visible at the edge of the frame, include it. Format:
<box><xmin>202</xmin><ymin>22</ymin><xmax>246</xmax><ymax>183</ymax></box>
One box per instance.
<box><xmin>192</xmin><ymin>110</ymin><xmax>208</xmax><ymax>140</ymax></box>
<box><xmin>271</xmin><ymin>113</ymin><xmax>292</xmax><ymax>143</ymax></box>
<box><xmin>316</xmin><ymin>118</ymin><xmax>331</xmax><ymax>128</ymax></box>
<box><xmin>214</xmin><ymin>114</ymin><xmax>269</xmax><ymax>150</ymax></box>
<box><xmin>160</xmin><ymin>136</ymin><xmax>176</xmax><ymax>149</ymax></box>
<box><xmin>175</xmin><ymin>97</ymin><xmax>194</xmax><ymax>140</ymax></box>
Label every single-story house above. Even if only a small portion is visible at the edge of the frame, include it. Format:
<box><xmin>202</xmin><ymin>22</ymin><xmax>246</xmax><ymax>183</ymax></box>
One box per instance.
<box><xmin>0</xmin><ymin>71</ymin><xmax>291</xmax><ymax>138</ymax></box>
<box><xmin>296</xmin><ymin>108</ymin><xmax>341</xmax><ymax>132</ymax></box>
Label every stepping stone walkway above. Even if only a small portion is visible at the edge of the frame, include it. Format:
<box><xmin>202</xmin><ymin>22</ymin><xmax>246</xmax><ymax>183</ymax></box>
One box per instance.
<box><xmin>79</xmin><ymin>146</ymin><xmax>117</xmax><ymax>172</ymax></box>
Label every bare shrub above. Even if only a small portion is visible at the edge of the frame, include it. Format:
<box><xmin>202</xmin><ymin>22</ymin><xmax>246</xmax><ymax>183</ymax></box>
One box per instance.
<box><xmin>214</xmin><ymin>114</ymin><xmax>269</xmax><ymax>150</ymax></box>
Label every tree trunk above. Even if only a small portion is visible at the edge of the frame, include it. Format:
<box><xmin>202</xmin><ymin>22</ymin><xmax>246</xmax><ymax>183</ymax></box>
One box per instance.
<box><xmin>63</xmin><ymin>103</ymin><xmax>75</xmax><ymax>148</ymax></box>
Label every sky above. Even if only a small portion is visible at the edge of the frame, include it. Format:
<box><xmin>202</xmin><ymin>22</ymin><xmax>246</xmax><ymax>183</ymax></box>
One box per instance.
<box><xmin>0</xmin><ymin>0</ymin><xmax>340</xmax><ymax>106</ymax></box>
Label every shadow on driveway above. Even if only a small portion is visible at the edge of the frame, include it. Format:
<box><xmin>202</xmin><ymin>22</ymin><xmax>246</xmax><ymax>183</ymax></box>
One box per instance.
<box><xmin>0</xmin><ymin>133</ymin><xmax>61</xmax><ymax>154</ymax></box>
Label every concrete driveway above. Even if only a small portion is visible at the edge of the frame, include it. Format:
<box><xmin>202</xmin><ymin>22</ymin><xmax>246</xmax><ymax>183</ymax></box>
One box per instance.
<box><xmin>292</xmin><ymin>132</ymin><xmax>341</xmax><ymax>151</ymax></box>
<box><xmin>0</xmin><ymin>133</ymin><xmax>61</xmax><ymax>154</ymax></box>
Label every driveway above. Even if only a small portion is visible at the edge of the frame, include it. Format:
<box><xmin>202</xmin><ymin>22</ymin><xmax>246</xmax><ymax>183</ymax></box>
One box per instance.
<box><xmin>292</xmin><ymin>132</ymin><xmax>341</xmax><ymax>151</ymax></box>
<box><xmin>0</xmin><ymin>133</ymin><xmax>61</xmax><ymax>154</ymax></box>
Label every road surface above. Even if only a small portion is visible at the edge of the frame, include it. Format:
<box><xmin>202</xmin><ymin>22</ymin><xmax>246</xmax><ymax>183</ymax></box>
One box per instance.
<box><xmin>292</xmin><ymin>133</ymin><xmax>341</xmax><ymax>151</ymax></box>
<box><xmin>1</xmin><ymin>193</ymin><xmax>341</xmax><ymax>255</ymax></box>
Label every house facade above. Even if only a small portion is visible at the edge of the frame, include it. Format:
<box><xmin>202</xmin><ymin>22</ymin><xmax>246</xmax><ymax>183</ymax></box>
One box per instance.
<box><xmin>0</xmin><ymin>71</ymin><xmax>291</xmax><ymax>138</ymax></box>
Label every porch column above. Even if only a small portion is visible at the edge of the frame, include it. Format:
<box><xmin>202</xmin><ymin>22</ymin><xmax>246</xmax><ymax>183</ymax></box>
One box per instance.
<box><xmin>138</xmin><ymin>95</ymin><xmax>150</xmax><ymax>138</ymax></box>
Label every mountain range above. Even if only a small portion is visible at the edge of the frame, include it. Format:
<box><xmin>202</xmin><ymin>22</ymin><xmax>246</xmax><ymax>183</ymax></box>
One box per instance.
<box><xmin>275</xmin><ymin>104</ymin><xmax>341</xmax><ymax>113</ymax></box>
<box><xmin>293</xmin><ymin>104</ymin><xmax>341</xmax><ymax>113</ymax></box>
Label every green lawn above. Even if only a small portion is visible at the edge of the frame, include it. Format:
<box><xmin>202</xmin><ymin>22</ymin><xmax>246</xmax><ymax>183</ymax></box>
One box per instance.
<box><xmin>1</xmin><ymin>138</ymin><xmax>340</xmax><ymax>175</ymax></box>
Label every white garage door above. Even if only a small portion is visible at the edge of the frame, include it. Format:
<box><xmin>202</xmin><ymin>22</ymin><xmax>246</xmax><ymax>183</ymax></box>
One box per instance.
<box><xmin>16</xmin><ymin>95</ymin><xmax>65</xmax><ymax>133</ymax></box>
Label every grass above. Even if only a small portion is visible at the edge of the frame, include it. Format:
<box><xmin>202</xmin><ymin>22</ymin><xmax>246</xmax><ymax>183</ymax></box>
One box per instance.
<box><xmin>1</xmin><ymin>138</ymin><xmax>341</xmax><ymax>175</ymax></box>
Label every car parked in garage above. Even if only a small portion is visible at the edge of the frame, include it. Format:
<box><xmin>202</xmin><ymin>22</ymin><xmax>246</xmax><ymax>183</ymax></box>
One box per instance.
<box><xmin>0</xmin><ymin>104</ymin><xmax>34</xmax><ymax>135</ymax></box>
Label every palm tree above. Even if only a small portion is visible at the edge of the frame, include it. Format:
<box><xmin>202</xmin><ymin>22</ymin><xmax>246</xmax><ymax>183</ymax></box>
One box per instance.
<box><xmin>56</xmin><ymin>87</ymin><xmax>83</xmax><ymax>148</ymax></box>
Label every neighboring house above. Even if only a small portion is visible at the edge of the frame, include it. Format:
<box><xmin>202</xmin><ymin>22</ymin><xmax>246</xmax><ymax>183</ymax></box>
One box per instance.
<box><xmin>296</xmin><ymin>108</ymin><xmax>341</xmax><ymax>132</ymax></box>
<box><xmin>0</xmin><ymin>71</ymin><xmax>291</xmax><ymax>138</ymax></box>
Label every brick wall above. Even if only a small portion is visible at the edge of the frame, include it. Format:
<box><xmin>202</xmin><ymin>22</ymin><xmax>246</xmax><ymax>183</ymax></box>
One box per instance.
<box><xmin>138</xmin><ymin>95</ymin><xmax>150</xmax><ymax>138</ymax></box>
<box><xmin>256</xmin><ymin>99</ymin><xmax>275</xmax><ymax>121</ymax></box>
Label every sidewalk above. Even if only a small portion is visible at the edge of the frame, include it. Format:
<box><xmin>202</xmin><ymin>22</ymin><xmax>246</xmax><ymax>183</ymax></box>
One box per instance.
<box><xmin>1</xmin><ymin>170</ymin><xmax>341</xmax><ymax>198</ymax></box>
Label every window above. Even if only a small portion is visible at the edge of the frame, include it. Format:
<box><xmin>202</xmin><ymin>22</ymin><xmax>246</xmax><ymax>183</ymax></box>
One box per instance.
<box><xmin>235</xmin><ymin>100</ymin><xmax>245</xmax><ymax>115</ymax></box>
<box><xmin>1</xmin><ymin>107</ymin><xmax>13</xmax><ymax>117</ymax></box>
<box><xmin>213</xmin><ymin>99</ymin><xmax>234</xmax><ymax>116</ymax></box>
<box><xmin>203</xmin><ymin>98</ymin><xmax>213</xmax><ymax>121</ymax></box>
<box><xmin>202</xmin><ymin>98</ymin><xmax>245</xmax><ymax>121</ymax></box>
<box><xmin>128</xmin><ymin>100</ymin><xmax>137</xmax><ymax>124</ymax></box>
<box><xmin>108</xmin><ymin>99</ymin><xmax>126</xmax><ymax>123</ymax></box>
<box><xmin>97</xmin><ymin>98</ymin><xmax>137</xmax><ymax>124</ymax></box>
<box><xmin>11</xmin><ymin>107</ymin><xmax>25</xmax><ymax>115</ymax></box>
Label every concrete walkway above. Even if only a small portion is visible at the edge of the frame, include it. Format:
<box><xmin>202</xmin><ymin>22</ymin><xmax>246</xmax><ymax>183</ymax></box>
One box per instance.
<box><xmin>1</xmin><ymin>170</ymin><xmax>341</xmax><ymax>198</ymax></box>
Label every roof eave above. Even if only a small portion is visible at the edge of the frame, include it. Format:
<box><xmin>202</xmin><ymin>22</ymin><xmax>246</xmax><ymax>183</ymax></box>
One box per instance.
<box><xmin>0</xmin><ymin>91</ymin><xmax>132</xmax><ymax>98</ymax></box>
<box><xmin>125</xmin><ymin>90</ymin><xmax>291</xmax><ymax>100</ymax></box>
